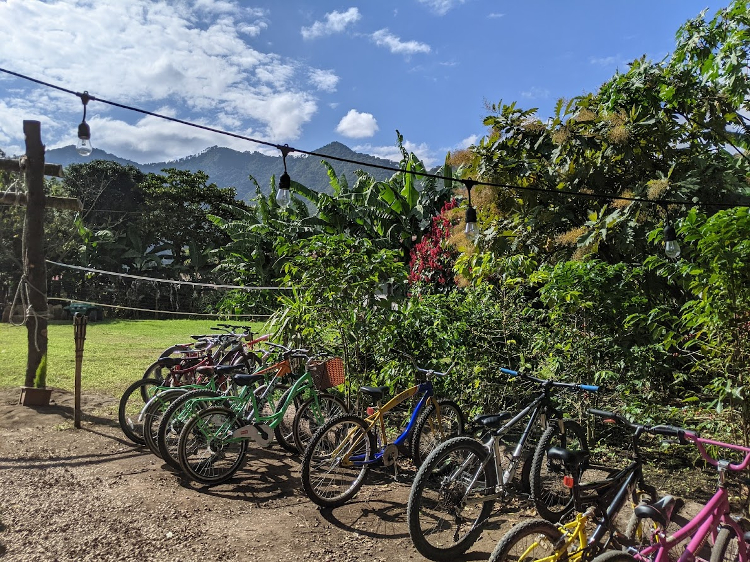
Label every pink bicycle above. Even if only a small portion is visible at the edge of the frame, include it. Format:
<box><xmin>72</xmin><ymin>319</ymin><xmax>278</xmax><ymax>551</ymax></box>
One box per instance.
<box><xmin>592</xmin><ymin>428</ymin><xmax>750</xmax><ymax>562</ymax></box>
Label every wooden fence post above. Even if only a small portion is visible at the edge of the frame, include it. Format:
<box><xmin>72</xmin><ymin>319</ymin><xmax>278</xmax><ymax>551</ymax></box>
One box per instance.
<box><xmin>74</xmin><ymin>313</ymin><xmax>87</xmax><ymax>428</ymax></box>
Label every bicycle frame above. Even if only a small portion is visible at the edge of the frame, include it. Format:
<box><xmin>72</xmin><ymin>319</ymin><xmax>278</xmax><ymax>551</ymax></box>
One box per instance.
<box><xmin>632</xmin><ymin>434</ymin><xmax>750</xmax><ymax>562</ymax></box>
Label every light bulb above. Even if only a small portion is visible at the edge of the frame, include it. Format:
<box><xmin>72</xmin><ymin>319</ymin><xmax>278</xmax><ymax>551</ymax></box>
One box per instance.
<box><xmin>665</xmin><ymin>239</ymin><xmax>681</xmax><ymax>259</ymax></box>
<box><xmin>276</xmin><ymin>172</ymin><xmax>291</xmax><ymax>208</ymax></box>
<box><xmin>663</xmin><ymin>223</ymin><xmax>681</xmax><ymax>259</ymax></box>
<box><xmin>77</xmin><ymin>121</ymin><xmax>92</xmax><ymax>157</ymax></box>
<box><xmin>465</xmin><ymin>205</ymin><xmax>478</xmax><ymax>241</ymax></box>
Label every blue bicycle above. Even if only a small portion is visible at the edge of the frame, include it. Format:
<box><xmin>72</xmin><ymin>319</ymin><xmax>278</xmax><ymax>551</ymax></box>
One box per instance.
<box><xmin>300</xmin><ymin>363</ymin><xmax>465</xmax><ymax>508</ymax></box>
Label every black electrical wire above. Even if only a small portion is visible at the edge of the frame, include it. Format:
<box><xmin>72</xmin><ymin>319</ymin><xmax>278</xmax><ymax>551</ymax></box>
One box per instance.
<box><xmin>0</xmin><ymin>66</ymin><xmax>745</xmax><ymax>210</ymax></box>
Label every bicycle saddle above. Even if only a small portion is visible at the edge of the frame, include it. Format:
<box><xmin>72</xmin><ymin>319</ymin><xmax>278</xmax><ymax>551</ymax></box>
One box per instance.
<box><xmin>546</xmin><ymin>446</ymin><xmax>590</xmax><ymax>471</ymax></box>
<box><xmin>232</xmin><ymin>373</ymin><xmax>266</xmax><ymax>386</ymax></box>
<box><xmin>634</xmin><ymin>495</ymin><xmax>678</xmax><ymax>527</ymax></box>
<box><xmin>359</xmin><ymin>386</ymin><xmax>389</xmax><ymax>401</ymax></box>
<box><xmin>474</xmin><ymin>413</ymin><xmax>512</xmax><ymax>429</ymax></box>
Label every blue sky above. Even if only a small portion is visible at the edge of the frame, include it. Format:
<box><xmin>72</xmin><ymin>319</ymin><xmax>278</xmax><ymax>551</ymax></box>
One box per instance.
<box><xmin>0</xmin><ymin>1</ymin><xmax>727</xmax><ymax>167</ymax></box>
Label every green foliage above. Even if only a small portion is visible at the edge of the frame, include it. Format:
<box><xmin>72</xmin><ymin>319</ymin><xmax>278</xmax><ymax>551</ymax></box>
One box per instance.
<box><xmin>34</xmin><ymin>353</ymin><xmax>47</xmax><ymax>389</ymax></box>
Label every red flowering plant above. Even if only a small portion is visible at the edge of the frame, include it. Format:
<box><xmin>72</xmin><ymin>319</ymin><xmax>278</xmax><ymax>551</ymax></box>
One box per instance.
<box><xmin>408</xmin><ymin>199</ymin><xmax>459</xmax><ymax>294</ymax></box>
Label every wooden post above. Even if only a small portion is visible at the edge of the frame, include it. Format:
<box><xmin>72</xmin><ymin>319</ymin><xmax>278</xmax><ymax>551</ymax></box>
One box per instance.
<box><xmin>73</xmin><ymin>313</ymin><xmax>87</xmax><ymax>428</ymax></box>
<box><xmin>22</xmin><ymin>121</ymin><xmax>48</xmax><ymax>390</ymax></box>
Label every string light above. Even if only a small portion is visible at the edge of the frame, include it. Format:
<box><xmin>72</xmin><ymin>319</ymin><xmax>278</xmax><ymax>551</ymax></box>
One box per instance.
<box><xmin>276</xmin><ymin>144</ymin><xmax>292</xmax><ymax>208</ymax></box>
<box><xmin>663</xmin><ymin>210</ymin><xmax>681</xmax><ymax>259</ymax></box>
<box><xmin>0</xmin><ymin>66</ymin><xmax>744</xmax><ymax>213</ymax></box>
<box><xmin>463</xmin><ymin>179</ymin><xmax>478</xmax><ymax>241</ymax></box>
<box><xmin>76</xmin><ymin>91</ymin><xmax>92</xmax><ymax>157</ymax></box>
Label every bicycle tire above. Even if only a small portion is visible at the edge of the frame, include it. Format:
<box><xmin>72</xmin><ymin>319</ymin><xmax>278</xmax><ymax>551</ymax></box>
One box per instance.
<box><xmin>266</xmin><ymin>386</ymin><xmax>302</xmax><ymax>453</ymax></box>
<box><xmin>141</xmin><ymin>361</ymin><xmax>169</xmax><ymax>399</ymax></box>
<box><xmin>177</xmin><ymin>405</ymin><xmax>248</xmax><ymax>486</ymax></box>
<box><xmin>118</xmin><ymin>378</ymin><xmax>161</xmax><ymax>445</ymax></box>
<box><xmin>410</xmin><ymin>398</ymin><xmax>465</xmax><ymax>468</ymax></box>
<box><xmin>300</xmin><ymin>414</ymin><xmax>375</xmax><ymax>508</ymax></box>
<box><xmin>589</xmin><ymin>551</ymin><xmax>639</xmax><ymax>562</ymax></box>
<box><xmin>488</xmin><ymin>518</ymin><xmax>563</xmax><ymax>562</ymax></box>
<box><xmin>143</xmin><ymin>388</ymin><xmax>186</xmax><ymax>457</ymax></box>
<box><xmin>157</xmin><ymin>388</ymin><xmax>223</xmax><ymax>470</ymax></box>
<box><xmin>530</xmin><ymin>418</ymin><xmax>588</xmax><ymax>522</ymax></box>
<box><xmin>292</xmin><ymin>393</ymin><xmax>348</xmax><ymax>453</ymax></box>
<box><xmin>711</xmin><ymin>526</ymin><xmax>744</xmax><ymax>562</ymax></box>
<box><xmin>407</xmin><ymin>435</ymin><xmax>497</xmax><ymax>561</ymax></box>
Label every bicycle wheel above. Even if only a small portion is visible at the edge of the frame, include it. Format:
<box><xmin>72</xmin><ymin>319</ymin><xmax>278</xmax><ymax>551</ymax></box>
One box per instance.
<box><xmin>118</xmin><ymin>378</ymin><xmax>161</xmax><ymax>445</ymax></box>
<box><xmin>141</xmin><ymin>361</ymin><xmax>169</xmax><ymax>400</ymax></box>
<box><xmin>300</xmin><ymin>414</ymin><xmax>375</xmax><ymax>508</ymax></box>
<box><xmin>266</xmin><ymin>386</ymin><xmax>302</xmax><ymax>453</ymax></box>
<box><xmin>292</xmin><ymin>393</ymin><xmax>348</xmax><ymax>453</ymax></box>
<box><xmin>590</xmin><ymin>551</ymin><xmax>639</xmax><ymax>562</ymax></box>
<box><xmin>410</xmin><ymin>398</ymin><xmax>465</xmax><ymax>468</ymax></box>
<box><xmin>488</xmin><ymin>518</ymin><xmax>563</xmax><ymax>562</ymax></box>
<box><xmin>157</xmin><ymin>388</ymin><xmax>223</xmax><ymax>470</ymax></box>
<box><xmin>530</xmin><ymin>418</ymin><xmax>588</xmax><ymax>522</ymax></box>
<box><xmin>407</xmin><ymin>435</ymin><xmax>497</xmax><ymax>561</ymax></box>
<box><xmin>710</xmin><ymin>526</ymin><xmax>744</xmax><ymax>562</ymax></box>
<box><xmin>142</xmin><ymin>388</ymin><xmax>186</xmax><ymax>457</ymax></box>
<box><xmin>177</xmin><ymin>405</ymin><xmax>248</xmax><ymax>486</ymax></box>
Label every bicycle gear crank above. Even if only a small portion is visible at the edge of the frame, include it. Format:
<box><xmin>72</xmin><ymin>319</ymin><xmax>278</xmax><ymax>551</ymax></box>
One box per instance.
<box><xmin>233</xmin><ymin>423</ymin><xmax>273</xmax><ymax>447</ymax></box>
<box><xmin>382</xmin><ymin>443</ymin><xmax>399</xmax><ymax>467</ymax></box>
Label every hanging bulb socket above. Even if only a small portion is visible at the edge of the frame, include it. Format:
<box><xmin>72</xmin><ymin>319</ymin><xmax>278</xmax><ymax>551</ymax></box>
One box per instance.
<box><xmin>663</xmin><ymin>223</ymin><xmax>681</xmax><ymax>259</ymax></box>
<box><xmin>277</xmin><ymin>171</ymin><xmax>291</xmax><ymax>208</ymax></box>
<box><xmin>275</xmin><ymin>144</ymin><xmax>293</xmax><ymax>208</ymax></box>
<box><xmin>465</xmin><ymin>205</ymin><xmax>478</xmax><ymax>240</ymax></box>
<box><xmin>463</xmin><ymin>179</ymin><xmax>478</xmax><ymax>241</ymax></box>
<box><xmin>76</xmin><ymin>91</ymin><xmax>93</xmax><ymax>157</ymax></box>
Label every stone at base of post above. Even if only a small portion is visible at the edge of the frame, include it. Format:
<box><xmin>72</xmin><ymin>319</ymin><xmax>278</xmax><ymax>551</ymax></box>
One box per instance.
<box><xmin>19</xmin><ymin>386</ymin><xmax>52</xmax><ymax>406</ymax></box>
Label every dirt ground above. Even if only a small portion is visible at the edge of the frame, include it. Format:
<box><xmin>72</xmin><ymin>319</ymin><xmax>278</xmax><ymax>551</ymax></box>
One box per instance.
<box><xmin>0</xmin><ymin>388</ymin><xmax>725</xmax><ymax>562</ymax></box>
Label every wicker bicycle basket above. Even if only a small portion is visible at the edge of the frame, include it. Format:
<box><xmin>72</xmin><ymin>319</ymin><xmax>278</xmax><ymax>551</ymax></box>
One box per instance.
<box><xmin>309</xmin><ymin>357</ymin><xmax>346</xmax><ymax>390</ymax></box>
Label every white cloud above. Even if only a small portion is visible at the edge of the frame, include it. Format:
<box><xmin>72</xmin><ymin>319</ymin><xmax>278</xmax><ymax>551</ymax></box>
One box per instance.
<box><xmin>371</xmin><ymin>29</ymin><xmax>431</xmax><ymax>56</ymax></box>
<box><xmin>590</xmin><ymin>55</ymin><xmax>618</xmax><ymax>66</ymax></box>
<box><xmin>354</xmin><ymin>140</ymin><xmax>437</xmax><ymax>168</ymax></box>
<box><xmin>336</xmin><ymin>110</ymin><xmax>379</xmax><ymax>139</ymax></box>
<box><xmin>417</xmin><ymin>0</ymin><xmax>467</xmax><ymax>16</ymax></box>
<box><xmin>301</xmin><ymin>7</ymin><xmax>360</xmax><ymax>40</ymax></box>
<box><xmin>521</xmin><ymin>87</ymin><xmax>551</xmax><ymax>100</ymax></box>
<box><xmin>309</xmin><ymin>69</ymin><xmax>339</xmax><ymax>93</ymax></box>
<box><xmin>0</xmin><ymin>0</ymin><xmax>325</xmax><ymax>162</ymax></box>
<box><xmin>454</xmin><ymin>134</ymin><xmax>478</xmax><ymax>150</ymax></box>
<box><xmin>487</xmin><ymin>13</ymin><xmax>505</xmax><ymax>19</ymax></box>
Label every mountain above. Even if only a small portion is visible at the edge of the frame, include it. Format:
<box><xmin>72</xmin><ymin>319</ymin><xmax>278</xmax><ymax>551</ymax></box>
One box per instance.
<box><xmin>45</xmin><ymin>142</ymin><xmax>397</xmax><ymax>201</ymax></box>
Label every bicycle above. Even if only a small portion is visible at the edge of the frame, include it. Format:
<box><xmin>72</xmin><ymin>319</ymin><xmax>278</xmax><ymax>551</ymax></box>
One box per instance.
<box><xmin>299</xmin><ymin>363</ymin><xmax>465</xmax><ymax>508</ymax></box>
<box><xmin>488</xmin><ymin>408</ymin><xmax>683</xmax><ymax>562</ymax></box>
<box><xmin>175</xmin><ymin>345</ymin><xmax>346</xmax><ymax>485</ymax></box>
<box><xmin>118</xmin><ymin>330</ymin><xmax>266</xmax><ymax>445</ymax></box>
<box><xmin>589</xmin><ymin>428</ymin><xmax>750</xmax><ymax>562</ymax></box>
<box><xmin>407</xmin><ymin>368</ymin><xmax>598</xmax><ymax>561</ymax></box>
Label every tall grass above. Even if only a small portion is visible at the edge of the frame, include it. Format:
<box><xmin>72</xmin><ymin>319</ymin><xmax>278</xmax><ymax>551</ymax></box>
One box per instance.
<box><xmin>0</xmin><ymin>319</ymin><xmax>267</xmax><ymax>396</ymax></box>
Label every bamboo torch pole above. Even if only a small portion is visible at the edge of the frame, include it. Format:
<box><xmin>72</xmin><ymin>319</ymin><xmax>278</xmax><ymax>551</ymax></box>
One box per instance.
<box><xmin>74</xmin><ymin>313</ymin><xmax>87</xmax><ymax>428</ymax></box>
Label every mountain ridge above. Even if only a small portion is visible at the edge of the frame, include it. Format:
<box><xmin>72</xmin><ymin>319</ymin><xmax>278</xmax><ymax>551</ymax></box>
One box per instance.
<box><xmin>45</xmin><ymin>142</ymin><xmax>397</xmax><ymax>201</ymax></box>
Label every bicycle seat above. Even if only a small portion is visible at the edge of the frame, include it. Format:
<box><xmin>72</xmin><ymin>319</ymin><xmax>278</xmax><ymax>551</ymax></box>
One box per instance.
<box><xmin>546</xmin><ymin>446</ymin><xmax>590</xmax><ymax>472</ymax></box>
<box><xmin>359</xmin><ymin>386</ymin><xmax>389</xmax><ymax>401</ymax></box>
<box><xmin>634</xmin><ymin>495</ymin><xmax>678</xmax><ymax>527</ymax></box>
<box><xmin>232</xmin><ymin>373</ymin><xmax>265</xmax><ymax>386</ymax></box>
<box><xmin>473</xmin><ymin>413</ymin><xmax>512</xmax><ymax>428</ymax></box>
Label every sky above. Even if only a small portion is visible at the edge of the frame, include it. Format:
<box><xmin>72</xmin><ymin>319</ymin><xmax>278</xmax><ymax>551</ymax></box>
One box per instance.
<box><xmin>0</xmin><ymin>0</ymin><xmax>729</xmax><ymax>168</ymax></box>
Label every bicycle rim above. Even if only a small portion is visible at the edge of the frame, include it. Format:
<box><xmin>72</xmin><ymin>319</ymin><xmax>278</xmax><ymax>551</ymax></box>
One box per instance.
<box><xmin>301</xmin><ymin>415</ymin><xmax>373</xmax><ymax>508</ymax></box>
<box><xmin>408</xmin><ymin>436</ymin><xmax>495</xmax><ymax>560</ymax></box>
<box><xmin>178</xmin><ymin>407</ymin><xmax>247</xmax><ymax>485</ymax></box>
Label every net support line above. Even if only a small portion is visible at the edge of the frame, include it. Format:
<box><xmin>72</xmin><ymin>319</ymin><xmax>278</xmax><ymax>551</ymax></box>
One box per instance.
<box><xmin>47</xmin><ymin>297</ymin><xmax>270</xmax><ymax>318</ymax></box>
<box><xmin>46</xmin><ymin>260</ymin><xmax>292</xmax><ymax>291</ymax></box>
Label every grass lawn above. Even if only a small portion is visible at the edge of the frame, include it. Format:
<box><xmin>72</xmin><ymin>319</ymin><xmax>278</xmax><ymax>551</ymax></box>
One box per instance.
<box><xmin>0</xmin><ymin>319</ymin><xmax>268</xmax><ymax>396</ymax></box>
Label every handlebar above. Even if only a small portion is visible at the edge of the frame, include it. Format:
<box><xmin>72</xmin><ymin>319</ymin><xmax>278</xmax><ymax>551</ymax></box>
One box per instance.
<box><xmin>504</xmin><ymin>368</ymin><xmax>599</xmax><ymax>393</ymax></box>
<box><xmin>589</xmin><ymin>409</ymin><xmax>750</xmax><ymax>472</ymax></box>
<box><xmin>416</xmin><ymin>361</ymin><xmax>455</xmax><ymax>378</ymax></box>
